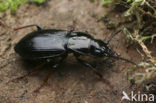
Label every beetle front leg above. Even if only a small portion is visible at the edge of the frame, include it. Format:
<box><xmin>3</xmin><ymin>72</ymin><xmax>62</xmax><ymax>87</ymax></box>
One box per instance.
<box><xmin>75</xmin><ymin>57</ymin><xmax>103</xmax><ymax>78</ymax></box>
<box><xmin>75</xmin><ymin>56</ymin><xmax>114</xmax><ymax>88</ymax></box>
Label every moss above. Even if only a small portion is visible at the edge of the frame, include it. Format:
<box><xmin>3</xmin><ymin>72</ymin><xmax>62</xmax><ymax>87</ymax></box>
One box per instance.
<box><xmin>0</xmin><ymin>0</ymin><xmax>45</xmax><ymax>12</ymax></box>
<box><xmin>101</xmin><ymin>0</ymin><xmax>156</xmax><ymax>92</ymax></box>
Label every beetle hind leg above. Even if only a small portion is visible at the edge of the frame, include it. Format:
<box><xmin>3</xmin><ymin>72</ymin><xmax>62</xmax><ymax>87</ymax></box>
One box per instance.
<box><xmin>33</xmin><ymin>67</ymin><xmax>54</xmax><ymax>93</ymax></box>
<box><xmin>14</xmin><ymin>24</ymin><xmax>42</xmax><ymax>31</ymax></box>
<box><xmin>33</xmin><ymin>56</ymin><xmax>67</xmax><ymax>93</ymax></box>
<box><xmin>6</xmin><ymin>62</ymin><xmax>47</xmax><ymax>84</ymax></box>
<box><xmin>33</xmin><ymin>63</ymin><xmax>61</xmax><ymax>93</ymax></box>
<box><xmin>0</xmin><ymin>20</ymin><xmax>42</xmax><ymax>31</ymax></box>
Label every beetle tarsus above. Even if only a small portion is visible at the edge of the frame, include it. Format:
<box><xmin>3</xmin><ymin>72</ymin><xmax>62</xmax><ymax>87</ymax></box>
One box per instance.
<box><xmin>0</xmin><ymin>20</ymin><xmax>14</xmax><ymax>31</ymax></box>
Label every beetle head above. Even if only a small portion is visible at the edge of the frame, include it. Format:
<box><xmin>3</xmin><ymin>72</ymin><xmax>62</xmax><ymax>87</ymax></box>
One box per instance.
<box><xmin>90</xmin><ymin>30</ymin><xmax>137</xmax><ymax>65</ymax></box>
<box><xmin>90</xmin><ymin>40</ymin><xmax>115</xmax><ymax>57</ymax></box>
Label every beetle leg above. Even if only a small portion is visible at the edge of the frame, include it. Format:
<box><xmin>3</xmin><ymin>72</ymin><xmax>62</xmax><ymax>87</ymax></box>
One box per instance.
<box><xmin>69</xmin><ymin>19</ymin><xmax>77</xmax><ymax>31</ymax></box>
<box><xmin>75</xmin><ymin>56</ymin><xmax>114</xmax><ymax>88</ymax></box>
<box><xmin>75</xmin><ymin>57</ymin><xmax>103</xmax><ymax>78</ymax></box>
<box><xmin>33</xmin><ymin>56</ymin><xmax>67</xmax><ymax>93</ymax></box>
<box><xmin>14</xmin><ymin>24</ymin><xmax>42</xmax><ymax>31</ymax></box>
<box><xmin>0</xmin><ymin>20</ymin><xmax>12</xmax><ymax>31</ymax></box>
<box><xmin>33</xmin><ymin>64</ymin><xmax>60</xmax><ymax>93</ymax></box>
<box><xmin>0</xmin><ymin>20</ymin><xmax>42</xmax><ymax>31</ymax></box>
<box><xmin>33</xmin><ymin>67</ymin><xmax>54</xmax><ymax>93</ymax></box>
<box><xmin>6</xmin><ymin>62</ymin><xmax>47</xmax><ymax>84</ymax></box>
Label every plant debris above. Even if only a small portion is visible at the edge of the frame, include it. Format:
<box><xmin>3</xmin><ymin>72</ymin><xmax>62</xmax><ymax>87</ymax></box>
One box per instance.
<box><xmin>102</xmin><ymin>0</ymin><xmax>156</xmax><ymax>93</ymax></box>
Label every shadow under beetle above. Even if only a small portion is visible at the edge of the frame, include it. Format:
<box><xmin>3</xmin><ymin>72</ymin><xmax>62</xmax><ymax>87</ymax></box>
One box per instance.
<box><xmin>0</xmin><ymin>21</ymin><xmax>136</xmax><ymax>93</ymax></box>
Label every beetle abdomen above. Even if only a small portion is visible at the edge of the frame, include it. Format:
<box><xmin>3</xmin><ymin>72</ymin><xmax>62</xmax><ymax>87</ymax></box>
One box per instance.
<box><xmin>15</xmin><ymin>29</ymin><xmax>68</xmax><ymax>59</ymax></box>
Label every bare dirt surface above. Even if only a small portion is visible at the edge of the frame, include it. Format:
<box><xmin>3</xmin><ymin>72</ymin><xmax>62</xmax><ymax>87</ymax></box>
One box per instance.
<box><xmin>0</xmin><ymin>0</ymin><xmax>141</xmax><ymax>103</ymax></box>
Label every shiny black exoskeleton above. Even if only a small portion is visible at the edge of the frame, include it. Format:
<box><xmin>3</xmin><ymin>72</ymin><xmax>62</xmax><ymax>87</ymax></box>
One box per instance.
<box><xmin>12</xmin><ymin>24</ymin><xmax>136</xmax><ymax>93</ymax></box>
<box><xmin>0</xmin><ymin>21</ymin><xmax>136</xmax><ymax>93</ymax></box>
<box><xmin>15</xmin><ymin>25</ymin><xmax>135</xmax><ymax>77</ymax></box>
<box><xmin>15</xmin><ymin>29</ymin><xmax>114</xmax><ymax>60</ymax></box>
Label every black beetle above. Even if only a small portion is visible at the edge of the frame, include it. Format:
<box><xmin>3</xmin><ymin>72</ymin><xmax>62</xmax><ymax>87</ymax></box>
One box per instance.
<box><xmin>0</xmin><ymin>21</ymin><xmax>136</xmax><ymax>92</ymax></box>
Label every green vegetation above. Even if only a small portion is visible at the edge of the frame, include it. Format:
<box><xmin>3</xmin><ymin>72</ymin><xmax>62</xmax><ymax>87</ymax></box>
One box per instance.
<box><xmin>102</xmin><ymin>0</ymin><xmax>114</xmax><ymax>5</ymax></box>
<box><xmin>0</xmin><ymin>0</ymin><xmax>45</xmax><ymax>11</ymax></box>
<box><xmin>102</xmin><ymin>0</ymin><xmax>156</xmax><ymax>92</ymax></box>
<box><xmin>90</xmin><ymin>0</ymin><xmax>95</xmax><ymax>3</ymax></box>
<box><xmin>102</xmin><ymin>0</ymin><xmax>156</xmax><ymax>40</ymax></box>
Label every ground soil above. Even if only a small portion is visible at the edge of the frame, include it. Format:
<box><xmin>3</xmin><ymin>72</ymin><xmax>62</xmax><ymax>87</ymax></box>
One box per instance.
<box><xmin>0</xmin><ymin>0</ymin><xmax>141</xmax><ymax>103</ymax></box>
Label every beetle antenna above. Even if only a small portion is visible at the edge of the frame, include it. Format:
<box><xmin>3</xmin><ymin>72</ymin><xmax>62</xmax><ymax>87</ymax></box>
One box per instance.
<box><xmin>110</xmin><ymin>55</ymin><xmax>137</xmax><ymax>65</ymax></box>
<box><xmin>106</xmin><ymin>29</ymin><xmax>122</xmax><ymax>44</ymax></box>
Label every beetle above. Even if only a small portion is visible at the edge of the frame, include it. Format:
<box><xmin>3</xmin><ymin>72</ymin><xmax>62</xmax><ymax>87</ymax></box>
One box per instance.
<box><xmin>0</xmin><ymin>21</ymin><xmax>136</xmax><ymax>92</ymax></box>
